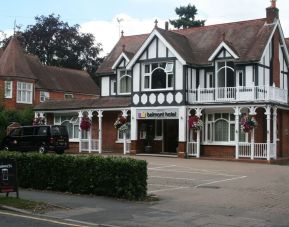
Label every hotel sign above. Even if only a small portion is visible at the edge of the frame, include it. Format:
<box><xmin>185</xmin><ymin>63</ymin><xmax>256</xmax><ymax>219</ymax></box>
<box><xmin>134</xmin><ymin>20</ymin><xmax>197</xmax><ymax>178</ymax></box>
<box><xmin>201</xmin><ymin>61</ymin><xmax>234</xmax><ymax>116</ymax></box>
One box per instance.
<box><xmin>137</xmin><ymin>109</ymin><xmax>179</xmax><ymax>119</ymax></box>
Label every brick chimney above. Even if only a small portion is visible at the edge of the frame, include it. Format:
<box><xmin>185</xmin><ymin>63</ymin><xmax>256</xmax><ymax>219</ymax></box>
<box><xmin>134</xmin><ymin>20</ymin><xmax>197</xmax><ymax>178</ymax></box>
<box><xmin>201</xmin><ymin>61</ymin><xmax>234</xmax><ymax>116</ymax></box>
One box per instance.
<box><xmin>266</xmin><ymin>0</ymin><xmax>279</xmax><ymax>24</ymax></box>
<box><xmin>165</xmin><ymin>21</ymin><xmax>169</xmax><ymax>30</ymax></box>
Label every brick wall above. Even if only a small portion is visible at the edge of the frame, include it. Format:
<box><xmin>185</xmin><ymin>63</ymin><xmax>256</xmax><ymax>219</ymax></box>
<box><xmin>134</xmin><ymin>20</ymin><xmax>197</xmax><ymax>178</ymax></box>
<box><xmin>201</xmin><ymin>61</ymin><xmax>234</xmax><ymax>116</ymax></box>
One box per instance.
<box><xmin>278</xmin><ymin>109</ymin><xmax>289</xmax><ymax>157</ymax></box>
<box><xmin>202</xmin><ymin>145</ymin><xmax>235</xmax><ymax>158</ymax></box>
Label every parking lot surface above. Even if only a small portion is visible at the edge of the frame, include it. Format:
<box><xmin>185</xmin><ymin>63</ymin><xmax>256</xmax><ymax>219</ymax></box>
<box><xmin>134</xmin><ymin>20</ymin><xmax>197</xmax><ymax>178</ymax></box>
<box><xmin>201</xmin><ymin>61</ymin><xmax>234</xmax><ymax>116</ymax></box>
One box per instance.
<box><xmin>19</xmin><ymin>156</ymin><xmax>289</xmax><ymax>226</ymax></box>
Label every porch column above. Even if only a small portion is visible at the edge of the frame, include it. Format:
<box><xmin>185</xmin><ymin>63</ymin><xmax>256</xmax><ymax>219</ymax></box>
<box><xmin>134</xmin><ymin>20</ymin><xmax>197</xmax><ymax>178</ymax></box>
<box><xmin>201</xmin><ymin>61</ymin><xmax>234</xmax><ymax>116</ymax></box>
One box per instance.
<box><xmin>88</xmin><ymin>110</ymin><xmax>93</xmax><ymax>153</ymax></box>
<box><xmin>122</xmin><ymin>109</ymin><xmax>128</xmax><ymax>155</ymax></box>
<box><xmin>265</xmin><ymin>106</ymin><xmax>271</xmax><ymax>161</ymax></box>
<box><xmin>234</xmin><ymin>107</ymin><xmax>240</xmax><ymax>159</ymax></box>
<box><xmin>249</xmin><ymin>107</ymin><xmax>257</xmax><ymax>160</ymax></box>
<box><xmin>97</xmin><ymin>110</ymin><xmax>103</xmax><ymax>154</ymax></box>
<box><xmin>78</xmin><ymin>111</ymin><xmax>83</xmax><ymax>153</ymax></box>
<box><xmin>178</xmin><ymin>106</ymin><xmax>187</xmax><ymax>158</ymax></box>
<box><xmin>273</xmin><ymin>106</ymin><xmax>277</xmax><ymax>159</ymax></box>
<box><xmin>195</xmin><ymin>108</ymin><xmax>202</xmax><ymax>158</ymax></box>
<box><xmin>130</xmin><ymin>107</ymin><xmax>138</xmax><ymax>155</ymax></box>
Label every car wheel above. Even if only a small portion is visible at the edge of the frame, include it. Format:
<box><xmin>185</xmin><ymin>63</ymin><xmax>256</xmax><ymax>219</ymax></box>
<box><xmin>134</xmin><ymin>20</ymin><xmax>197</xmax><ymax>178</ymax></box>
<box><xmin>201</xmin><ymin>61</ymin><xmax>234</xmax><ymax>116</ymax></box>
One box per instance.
<box><xmin>38</xmin><ymin>145</ymin><xmax>46</xmax><ymax>154</ymax></box>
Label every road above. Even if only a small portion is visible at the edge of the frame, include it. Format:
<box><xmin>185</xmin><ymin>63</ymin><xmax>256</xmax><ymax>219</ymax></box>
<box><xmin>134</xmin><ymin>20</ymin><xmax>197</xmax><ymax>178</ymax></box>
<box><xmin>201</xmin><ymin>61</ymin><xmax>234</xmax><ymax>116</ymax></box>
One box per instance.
<box><xmin>0</xmin><ymin>210</ymin><xmax>93</xmax><ymax>227</ymax></box>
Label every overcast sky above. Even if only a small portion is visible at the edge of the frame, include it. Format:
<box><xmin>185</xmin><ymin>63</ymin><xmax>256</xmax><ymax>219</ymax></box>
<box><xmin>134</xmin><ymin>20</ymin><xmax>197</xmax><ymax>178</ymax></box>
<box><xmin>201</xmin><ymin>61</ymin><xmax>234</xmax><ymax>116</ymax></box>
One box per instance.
<box><xmin>1</xmin><ymin>0</ymin><xmax>289</xmax><ymax>56</ymax></box>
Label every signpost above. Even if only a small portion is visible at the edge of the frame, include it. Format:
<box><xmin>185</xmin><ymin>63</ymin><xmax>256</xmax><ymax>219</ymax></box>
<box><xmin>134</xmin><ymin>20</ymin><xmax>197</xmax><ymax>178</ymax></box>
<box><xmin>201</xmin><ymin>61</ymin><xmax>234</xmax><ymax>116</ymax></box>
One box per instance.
<box><xmin>0</xmin><ymin>159</ymin><xmax>19</xmax><ymax>198</ymax></box>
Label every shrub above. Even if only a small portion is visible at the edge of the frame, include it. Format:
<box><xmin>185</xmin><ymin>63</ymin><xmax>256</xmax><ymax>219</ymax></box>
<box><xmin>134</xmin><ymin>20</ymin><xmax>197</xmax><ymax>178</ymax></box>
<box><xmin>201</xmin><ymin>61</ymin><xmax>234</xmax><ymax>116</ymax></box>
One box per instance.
<box><xmin>0</xmin><ymin>152</ymin><xmax>147</xmax><ymax>200</ymax></box>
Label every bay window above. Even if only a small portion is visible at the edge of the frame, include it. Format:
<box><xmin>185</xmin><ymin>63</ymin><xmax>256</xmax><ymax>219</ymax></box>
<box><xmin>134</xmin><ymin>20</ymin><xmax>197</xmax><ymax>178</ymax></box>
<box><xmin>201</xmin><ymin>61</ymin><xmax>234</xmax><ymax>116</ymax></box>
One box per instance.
<box><xmin>204</xmin><ymin>112</ymin><xmax>245</xmax><ymax>144</ymax></box>
<box><xmin>17</xmin><ymin>82</ymin><xmax>33</xmax><ymax>104</ymax></box>
<box><xmin>143</xmin><ymin>62</ymin><xmax>174</xmax><ymax>90</ymax></box>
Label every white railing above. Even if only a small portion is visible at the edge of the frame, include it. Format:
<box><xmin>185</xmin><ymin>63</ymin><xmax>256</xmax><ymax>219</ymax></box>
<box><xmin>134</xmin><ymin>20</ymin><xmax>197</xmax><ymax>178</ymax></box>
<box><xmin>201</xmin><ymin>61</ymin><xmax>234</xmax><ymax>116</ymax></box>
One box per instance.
<box><xmin>188</xmin><ymin>86</ymin><xmax>288</xmax><ymax>104</ymax></box>
<box><xmin>238</xmin><ymin>142</ymin><xmax>275</xmax><ymax>159</ymax></box>
<box><xmin>80</xmin><ymin>139</ymin><xmax>99</xmax><ymax>152</ymax></box>
<box><xmin>187</xmin><ymin>142</ymin><xmax>197</xmax><ymax>156</ymax></box>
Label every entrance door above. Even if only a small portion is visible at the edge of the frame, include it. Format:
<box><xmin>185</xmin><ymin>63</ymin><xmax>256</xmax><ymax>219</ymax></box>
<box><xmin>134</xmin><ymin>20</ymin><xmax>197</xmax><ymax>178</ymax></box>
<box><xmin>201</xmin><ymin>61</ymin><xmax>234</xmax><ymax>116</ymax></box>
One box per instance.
<box><xmin>164</xmin><ymin>120</ymin><xmax>178</xmax><ymax>153</ymax></box>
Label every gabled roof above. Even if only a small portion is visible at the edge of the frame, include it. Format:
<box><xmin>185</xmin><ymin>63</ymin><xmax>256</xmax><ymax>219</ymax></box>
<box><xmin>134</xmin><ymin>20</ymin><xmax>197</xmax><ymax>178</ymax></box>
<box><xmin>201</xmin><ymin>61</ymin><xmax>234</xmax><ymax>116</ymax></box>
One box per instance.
<box><xmin>96</xmin><ymin>34</ymin><xmax>148</xmax><ymax>75</ymax></box>
<box><xmin>0</xmin><ymin>38</ymin><xmax>99</xmax><ymax>96</ymax></box>
<box><xmin>112</xmin><ymin>52</ymin><xmax>130</xmax><ymax>70</ymax></box>
<box><xmin>98</xmin><ymin>18</ymin><xmax>276</xmax><ymax>73</ymax></box>
<box><xmin>0</xmin><ymin>37</ymin><xmax>36</xmax><ymax>79</ymax></box>
<box><xmin>208</xmin><ymin>40</ymin><xmax>239</xmax><ymax>61</ymax></box>
<box><xmin>172</xmin><ymin>18</ymin><xmax>274</xmax><ymax>65</ymax></box>
<box><xmin>34</xmin><ymin>96</ymin><xmax>131</xmax><ymax>111</ymax></box>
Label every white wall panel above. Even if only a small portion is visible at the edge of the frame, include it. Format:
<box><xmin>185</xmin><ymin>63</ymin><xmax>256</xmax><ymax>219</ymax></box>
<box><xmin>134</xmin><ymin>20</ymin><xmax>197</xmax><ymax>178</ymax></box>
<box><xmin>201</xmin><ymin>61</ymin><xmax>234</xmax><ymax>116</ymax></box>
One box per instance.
<box><xmin>133</xmin><ymin>63</ymin><xmax>140</xmax><ymax>92</ymax></box>
<box><xmin>175</xmin><ymin>60</ymin><xmax>183</xmax><ymax>90</ymax></box>
<box><xmin>148</xmin><ymin>38</ymin><xmax>157</xmax><ymax>59</ymax></box>
<box><xmin>158</xmin><ymin>39</ymin><xmax>167</xmax><ymax>58</ymax></box>
<box><xmin>101</xmin><ymin>77</ymin><xmax>110</xmax><ymax>96</ymax></box>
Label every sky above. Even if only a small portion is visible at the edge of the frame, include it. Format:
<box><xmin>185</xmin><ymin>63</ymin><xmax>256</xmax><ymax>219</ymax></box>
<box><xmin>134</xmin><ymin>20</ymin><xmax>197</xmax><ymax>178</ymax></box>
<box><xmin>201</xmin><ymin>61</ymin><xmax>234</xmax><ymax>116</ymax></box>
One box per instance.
<box><xmin>1</xmin><ymin>0</ymin><xmax>289</xmax><ymax>56</ymax></box>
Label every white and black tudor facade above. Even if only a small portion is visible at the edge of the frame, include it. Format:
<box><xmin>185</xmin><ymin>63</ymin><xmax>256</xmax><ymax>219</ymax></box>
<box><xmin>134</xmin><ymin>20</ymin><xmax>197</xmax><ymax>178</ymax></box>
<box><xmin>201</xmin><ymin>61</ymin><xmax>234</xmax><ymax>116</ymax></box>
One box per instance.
<box><xmin>35</xmin><ymin>1</ymin><xmax>289</xmax><ymax>162</ymax></box>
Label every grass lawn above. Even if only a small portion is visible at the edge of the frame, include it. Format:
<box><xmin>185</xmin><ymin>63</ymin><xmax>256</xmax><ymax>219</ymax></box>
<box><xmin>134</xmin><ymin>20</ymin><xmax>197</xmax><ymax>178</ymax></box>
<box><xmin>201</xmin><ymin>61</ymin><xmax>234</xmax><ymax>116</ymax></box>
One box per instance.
<box><xmin>0</xmin><ymin>195</ymin><xmax>60</xmax><ymax>213</ymax></box>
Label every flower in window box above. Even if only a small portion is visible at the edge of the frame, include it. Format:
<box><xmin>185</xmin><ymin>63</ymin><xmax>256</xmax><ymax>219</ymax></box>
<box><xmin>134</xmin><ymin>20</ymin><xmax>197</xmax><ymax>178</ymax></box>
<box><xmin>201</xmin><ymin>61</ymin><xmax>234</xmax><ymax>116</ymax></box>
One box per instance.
<box><xmin>188</xmin><ymin>115</ymin><xmax>203</xmax><ymax>131</ymax></box>
<box><xmin>114</xmin><ymin>115</ymin><xmax>127</xmax><ymax>129</ymax></box>
<box><xmin>80</xmin><ymin>116</ymin><xmax>91</xmax><ymax>131</ymax></box>
<box><xmin>240</xmin><ymin>114</ymin><xmax>257</xmax><ymax>133</ymax></box>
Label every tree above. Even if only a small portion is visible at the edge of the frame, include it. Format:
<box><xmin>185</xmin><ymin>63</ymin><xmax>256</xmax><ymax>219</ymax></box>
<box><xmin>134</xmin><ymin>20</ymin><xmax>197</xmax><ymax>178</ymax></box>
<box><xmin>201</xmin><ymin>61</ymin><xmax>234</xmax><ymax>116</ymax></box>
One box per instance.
<box><xmin>170</xmin><ymin>4</ymin><xmax>205</xmax><ymax>29</ymax></box>
<box><xmin>0</xmin><ymin>14</ymin><xmax>103</xmax><ymax>80</ymax></box>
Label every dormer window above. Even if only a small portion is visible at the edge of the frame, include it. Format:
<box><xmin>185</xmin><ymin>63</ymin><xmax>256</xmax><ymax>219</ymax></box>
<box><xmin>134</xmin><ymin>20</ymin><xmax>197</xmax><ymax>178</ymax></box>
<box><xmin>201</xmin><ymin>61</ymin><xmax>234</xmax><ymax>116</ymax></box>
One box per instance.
<box><xmin>143</xmin><ymin>62</ymin><xmax>174</xmax><ymax>90</ymax></box>
<box><xmin>119</xmin><ymin>70</ymin><xmax>131</xmax><ymax>94</ymax></box>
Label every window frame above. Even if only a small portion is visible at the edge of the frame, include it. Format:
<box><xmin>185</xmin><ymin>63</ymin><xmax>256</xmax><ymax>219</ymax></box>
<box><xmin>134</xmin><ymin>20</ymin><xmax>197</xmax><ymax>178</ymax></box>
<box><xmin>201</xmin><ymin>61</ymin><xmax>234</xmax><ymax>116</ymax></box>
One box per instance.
<box><xmin>203</xmin><ymin>112</ymin><xmax>247</xmax><ymax>145</ymax></box>
<box><xmin>54</xmin><ymin>115</ymin><xmax>80</xmax><ymax>142</ymax></box>
<box><xmin>64</xmin><ymin>93</ymin><xmax>74</xmax><ymax>99</ymax></box>
<box><xmin>117</xmin><ymin>123</ymin><xmax>131</xmax><ymax>142</ymax></box>
<box><xmin>40</xmin><ymin>91</ymin><xmax>50</xmax><ymax>102</ymax></box>
<box><xmin>118</xmin><ymin>70</ymin><xmax>132</xmax><ymax>95</ymax></box>
<box><xmin>16</xmin><ymin>82</ymin><xmax>33</xmax><ymax>104</ymax></box>
<box><xmin>111</xmin><ymin>79</ymin><xmax>116</xmax><ymax>95</ymax></box>
<box><xmin>142</xmin><ymin>62</ymin><xmax>174</xmax><ymax>91</ymax></box>
<box><xmin>4</xmin><ymin>81</ymin><xmax>13</xmax><ymax>98</ymax></box>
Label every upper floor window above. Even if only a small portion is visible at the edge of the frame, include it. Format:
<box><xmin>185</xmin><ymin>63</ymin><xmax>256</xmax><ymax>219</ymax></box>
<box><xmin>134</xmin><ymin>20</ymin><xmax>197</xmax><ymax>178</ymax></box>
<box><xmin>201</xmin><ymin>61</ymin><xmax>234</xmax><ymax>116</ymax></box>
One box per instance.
<box><xmin>143</xmin><ymin>62</ymin><xmax>174</xmax><ymax>90</ymax></box>
<box><xmin>40</xmin><ymin>91</ymin><xmax>50</xmax><ymax>102</ymax></box>
<box><xmin>119</xmin><ymin>71</ymin><xmax>131</xmax><ymax>94</ymax></box>
<box><xmin>217</xmin><ymin>61</ymin><xmax>235</xmax><ymax>88</ymax></box>
<box><xmin>17</xmin><ymin>82</ymin><xmax>33</xmax><ymax>104</ymax></box>
<box><xmin>4</xmin><ymin>81</ymin><xmax>13</xmax><ymax>98</ymax></box>
<box><xmin>64</xmin><ymin>93</ymin><xmax>74</xmax><ymax>99</ymax></box>
<box><xmin>111</xmin><ymin>79</ymin><xmax>116</xmax><ymax>95</ymax></box>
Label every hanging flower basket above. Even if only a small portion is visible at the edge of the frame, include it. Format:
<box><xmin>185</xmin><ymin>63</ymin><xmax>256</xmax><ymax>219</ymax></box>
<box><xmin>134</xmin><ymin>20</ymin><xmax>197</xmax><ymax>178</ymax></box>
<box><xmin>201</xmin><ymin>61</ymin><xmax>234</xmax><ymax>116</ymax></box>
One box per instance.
<box><xmin>80</xmin><ymin>116</ymin><xmax>91</xmax><ymax>131</ymax></box>
<box><xmin>240</xmin><ymin>114</ymin><xmax>257</xmax><ymax>133</ymax></box>
<box><xmin>114</xmin><ymin>115</ymin><xmax>127</xmax><ymax>129</ymax></box>
<box><xmin>188</xmin><ymin>115</ymin><xmax>203</xmax><ymax>131</ymax></box>
<box><xmin>33</xmin><ymin>117</ymin><xmax>45</xmax><ymax>125</ymax></box>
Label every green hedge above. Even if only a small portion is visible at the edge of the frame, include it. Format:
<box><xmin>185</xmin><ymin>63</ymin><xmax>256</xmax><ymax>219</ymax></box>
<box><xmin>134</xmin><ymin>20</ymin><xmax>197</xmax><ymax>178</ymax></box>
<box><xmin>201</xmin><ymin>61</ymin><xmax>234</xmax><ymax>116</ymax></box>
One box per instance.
<box><xmin>0</xmin><ymin>152</ymin><xmax>147</xmax><ymax>200</ymax></box>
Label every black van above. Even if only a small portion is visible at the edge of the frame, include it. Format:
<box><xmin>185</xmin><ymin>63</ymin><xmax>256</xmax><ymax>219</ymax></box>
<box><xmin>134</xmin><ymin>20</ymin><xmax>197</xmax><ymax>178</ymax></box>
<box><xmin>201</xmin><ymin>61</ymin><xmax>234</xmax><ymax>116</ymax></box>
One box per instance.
<box><xmin>1</xmin><ymin>125</ymin><xmax>69</xmax><ymax>154</ymax></box>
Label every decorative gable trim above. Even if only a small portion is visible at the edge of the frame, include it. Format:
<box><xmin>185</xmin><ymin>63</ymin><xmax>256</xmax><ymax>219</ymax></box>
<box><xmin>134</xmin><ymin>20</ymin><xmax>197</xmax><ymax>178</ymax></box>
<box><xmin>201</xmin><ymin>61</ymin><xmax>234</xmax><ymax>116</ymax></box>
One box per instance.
<box><xmin>112</xmin><ymin>52</ymin><xmax>130</xmax><ymax>70</ymax></box>
<box><xmin>126</xmin><ymin>29</ymin><xmax>186</xmax><ymax>70</ymax></box>
<box><xmin>208</xmin><ymin>41</ymin><xmax>239</xmax><ymax>61</ymax></box>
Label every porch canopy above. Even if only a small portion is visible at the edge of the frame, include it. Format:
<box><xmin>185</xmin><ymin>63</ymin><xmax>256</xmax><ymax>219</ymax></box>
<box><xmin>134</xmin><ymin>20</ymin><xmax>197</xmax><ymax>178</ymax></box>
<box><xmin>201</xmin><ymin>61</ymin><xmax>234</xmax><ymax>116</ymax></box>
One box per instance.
<box><xmin>34</xmin><ymin>97</ymin><xmax>131</xmax><ymax>153</ymax></box>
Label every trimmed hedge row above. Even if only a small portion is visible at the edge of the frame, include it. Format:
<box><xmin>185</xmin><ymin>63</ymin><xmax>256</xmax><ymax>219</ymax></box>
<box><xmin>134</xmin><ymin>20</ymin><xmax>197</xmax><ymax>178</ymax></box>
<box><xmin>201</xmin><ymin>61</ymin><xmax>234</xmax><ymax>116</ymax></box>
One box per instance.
<box><xmin>0</xmin><ymin>152</ymin><xmax>147</xmax><ymax>200</ymax></box>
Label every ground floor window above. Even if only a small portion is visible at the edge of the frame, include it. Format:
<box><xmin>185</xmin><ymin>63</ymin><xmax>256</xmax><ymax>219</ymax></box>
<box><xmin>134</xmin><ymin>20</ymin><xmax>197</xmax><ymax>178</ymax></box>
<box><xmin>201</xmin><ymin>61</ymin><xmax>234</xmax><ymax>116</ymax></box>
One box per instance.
<box><xmin>54</xmin><ymin>115</ymin><xmax>88</xmax><ymax>140</ymax></box>
<box><xmin>203</xmin><ymin>112</ymin><xmax>246</xmax><ymax>144</ymax></box>
<box><xmin>117</xmin><ymin>123</ymin><xmax>131</xmax><ymax>141</ymax></box>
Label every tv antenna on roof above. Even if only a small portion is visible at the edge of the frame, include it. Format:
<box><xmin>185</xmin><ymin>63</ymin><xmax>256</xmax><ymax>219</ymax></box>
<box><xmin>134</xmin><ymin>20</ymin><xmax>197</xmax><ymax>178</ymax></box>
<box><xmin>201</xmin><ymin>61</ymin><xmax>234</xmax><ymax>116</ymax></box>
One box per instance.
<box><xmin>117</xmin><ymin>18</ymin><xmax>124</xmax><ymax>38</ymax></box>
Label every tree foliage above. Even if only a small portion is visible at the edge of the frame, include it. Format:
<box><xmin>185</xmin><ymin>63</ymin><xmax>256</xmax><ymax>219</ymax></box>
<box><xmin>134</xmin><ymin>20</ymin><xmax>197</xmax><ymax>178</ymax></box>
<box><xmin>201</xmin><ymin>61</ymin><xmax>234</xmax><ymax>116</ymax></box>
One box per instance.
<box><xmin>170</xmin><ymin>4</ymin><xmax>205</xmax><ymax>29</ymax></box>
<box><xmin>0</xmin><ymin>14</ymin><xmax>103</xmax><ymax>79</ymax></box>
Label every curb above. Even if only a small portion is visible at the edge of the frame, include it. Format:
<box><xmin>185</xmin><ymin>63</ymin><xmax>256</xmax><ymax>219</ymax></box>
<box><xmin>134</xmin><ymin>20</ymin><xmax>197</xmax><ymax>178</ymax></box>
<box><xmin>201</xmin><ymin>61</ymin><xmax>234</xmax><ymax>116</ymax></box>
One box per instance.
<box><xmin>0</xmin><ymin>205</ymin><xmax>32</xmax><ymax>215</ymax></box>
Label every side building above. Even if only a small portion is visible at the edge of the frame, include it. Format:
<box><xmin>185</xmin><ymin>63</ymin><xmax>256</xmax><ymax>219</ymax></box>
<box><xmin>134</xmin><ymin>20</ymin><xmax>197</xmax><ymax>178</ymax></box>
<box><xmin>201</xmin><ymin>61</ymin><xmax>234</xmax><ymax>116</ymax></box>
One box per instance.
<box><xmin>0</xmin><ymin>37</ymin><xmax>99</xmax><ymax>110</ymax></box>
<box><xmin>35</xmin><ymin>1</ymin><xmax>289</xmax><ymax>161</ymax></box>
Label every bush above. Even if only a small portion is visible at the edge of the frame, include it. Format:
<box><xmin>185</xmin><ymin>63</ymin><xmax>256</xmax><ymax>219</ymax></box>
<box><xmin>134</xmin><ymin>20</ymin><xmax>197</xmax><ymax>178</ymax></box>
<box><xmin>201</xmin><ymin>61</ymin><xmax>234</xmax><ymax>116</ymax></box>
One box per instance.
<box><xmin>0</xmin><ymin>152</ymin><xmax>147</xmax><ymax>200</ymax></box>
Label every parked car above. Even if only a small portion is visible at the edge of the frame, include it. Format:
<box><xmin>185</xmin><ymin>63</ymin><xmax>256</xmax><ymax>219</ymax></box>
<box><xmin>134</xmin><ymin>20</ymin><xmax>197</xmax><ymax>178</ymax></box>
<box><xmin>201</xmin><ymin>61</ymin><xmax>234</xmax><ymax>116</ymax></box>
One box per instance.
<box><xmin>1</xmin><ymin>125</ymin><xmax>69</xmax><ymax>154</ymax></box>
